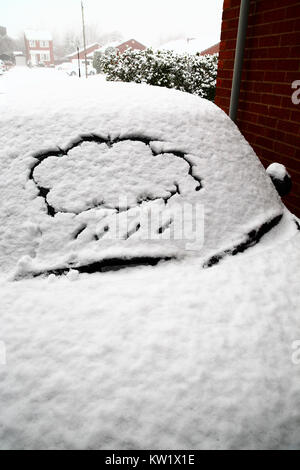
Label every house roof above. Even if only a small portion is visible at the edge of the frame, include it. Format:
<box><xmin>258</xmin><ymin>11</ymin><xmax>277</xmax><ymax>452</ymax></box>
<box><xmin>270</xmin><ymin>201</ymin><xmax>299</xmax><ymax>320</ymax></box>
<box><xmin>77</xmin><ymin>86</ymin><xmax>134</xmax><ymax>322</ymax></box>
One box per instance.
<box><xmin>86</xmin><ymin>42</ymin><xmax>118</xmax><ymax>57</ymax></box>
<box><xmin>200</xmin><ymin>43</ymin><xmax>220</xmax><ymax>56</ymax></box>
<box><xmin>66</xmin><ymin>43</ymin><xmax>100</xmax><ymax>58</ymax></box>
<box><xmin>158</xmin><ymin>38</ymin><xmax>218</xmax><ymax>55</ymax></box>
<box><xmin>118</xmin><ymin>39</ymin><xmax>146</xmax><ymax>49</ymax></box>
<box><xmin>86</xmin><ymin>39</ymin><xmax>146</xmax><ymax>57</ymax></box>
<box><xmin>24</xmin><ymin>30</ymin><xmax>52</xmax><ymax>41</ymax></box>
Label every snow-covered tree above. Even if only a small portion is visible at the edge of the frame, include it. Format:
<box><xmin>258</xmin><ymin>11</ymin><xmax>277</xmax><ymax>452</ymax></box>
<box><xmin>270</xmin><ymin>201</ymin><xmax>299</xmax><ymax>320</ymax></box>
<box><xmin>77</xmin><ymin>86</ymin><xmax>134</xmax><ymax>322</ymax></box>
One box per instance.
<box><xmin>95</xmin><ymin>48</ymin><xmax>218</xmax><ymax>101</ymax></box>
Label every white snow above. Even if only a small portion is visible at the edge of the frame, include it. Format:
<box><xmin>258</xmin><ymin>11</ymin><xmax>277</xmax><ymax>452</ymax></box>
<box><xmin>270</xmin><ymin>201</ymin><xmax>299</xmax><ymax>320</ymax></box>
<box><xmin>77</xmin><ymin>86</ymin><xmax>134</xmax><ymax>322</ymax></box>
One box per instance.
<box><xmin>0</xmin><ymin>232</ymin><xmax>299</xmax><ymax>450</ymax></box>
<box><xmin>267</xmin><ymin>162</ymin><xmax>290</xmax><ymax>181</ymax></box>
<box><xmin>0</xmin><ymin>68</ymin><xmax>286</xmax><ymax>277</ymax></box>
<box><xmin>24</xmin><ymin>30</ymin><xmax>52</xmax><ymax>41</ymax></box>
<box><xmin>157</xmin><ymin>38</ymin><xmax>213</xmax><ymax>54</ymax></box>
<box><xmin>66</xmin><ymin>43</ymin><xmax>100</xmax><ymax>57</ymax></box>
<box><xmin>0</xmin><ymin>69</ymin><xmax>299</xmax><ymax>450</ymax></box>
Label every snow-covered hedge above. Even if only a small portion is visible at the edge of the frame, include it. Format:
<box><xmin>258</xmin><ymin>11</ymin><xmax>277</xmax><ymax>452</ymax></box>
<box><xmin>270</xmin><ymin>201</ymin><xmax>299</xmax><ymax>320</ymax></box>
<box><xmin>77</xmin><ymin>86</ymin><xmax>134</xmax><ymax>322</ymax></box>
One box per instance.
<box><xmin>94</xmin><ymin>48</ymin><xmax>218</xmax><ymax>101</ymax></box>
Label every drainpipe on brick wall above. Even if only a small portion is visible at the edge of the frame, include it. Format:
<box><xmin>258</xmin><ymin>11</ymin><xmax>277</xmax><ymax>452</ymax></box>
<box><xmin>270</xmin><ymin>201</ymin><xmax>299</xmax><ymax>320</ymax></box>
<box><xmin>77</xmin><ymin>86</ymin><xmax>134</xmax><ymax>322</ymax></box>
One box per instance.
<box><xmin>229</xmin><ymin>0</ymin><xmax>250</xmax><ymax>122</ymax></box>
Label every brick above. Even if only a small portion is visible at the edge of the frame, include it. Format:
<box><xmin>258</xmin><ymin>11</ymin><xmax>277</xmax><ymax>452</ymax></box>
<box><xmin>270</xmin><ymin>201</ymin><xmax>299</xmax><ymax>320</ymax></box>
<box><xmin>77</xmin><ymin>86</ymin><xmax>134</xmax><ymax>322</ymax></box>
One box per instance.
<box><xmin>217</xmin><ymin>69</ymin><xmax>233</xmax><ymax>79</ymax></box>
<box><xmin>263</xmin><ymin>7</ymin><xmax>287</xmax><ymax>23</ymax></box>
<box><xmin>252</xmin><ymin>82</ymin><xmax>273</xmax><ymax>93</ymax></box>
<box><xmin>245</xmin><ymin>37</ymin><xmax>260</xmax><ymax>49</ymax></box>
<box><xmin>245</xmin><ymin>70</ymin><xmax>264</xmax><ymax>81</ymax></box>
<box><xmin>294</xmin><ymin>18</ymin><xmax>300</xmax><ymax>31</ymax></box>
<box><xmin>285</xmin><ymin>71</ymin><xmax>300</xmax><ymax>83</ymax></box>
<box><xmin>222</xmin><ymin>18</ymin><xmax>239</xmax><ymax>30</ymax></box>
<box><xmin>270</xmin><ymin>19</ymin><xmax>296</xmax><ymax>35</ymax></box>
<box><xmin>279</xmin><ymin>132</ymin><xmax>300</xmax><ymax>148</ymax></box>
<box><xmin>249</xmin><ymin>48</ymin><xmax>270</xmax><ymax>59</ymax></box>
<box><xmin>241</xmin><ymin>91</ymin><xmax>261</xmax><ymax>103</ymax></box>
<box><xmin>223</xmin><ymin>6</ymin><xmax>240</xmax><ymax>20</ymax></box>
<box><xmin>243</xmin><ymin>122</ymin><xmax>265</xmax><ymax>135</ymax></box>
<box><xmin>276</xmin><ymin>59</ymin><xmax>299</xmax><ymax>71</ymax></box>
<box><xmin>260</xmin><ymin>94</ymin><xmax>282</xmax><ymax>106</ymax></box>
<box><xmin>257</xmin><ymin>114</ymin><xmax>278</xmax><ymax>128</ymax></box>
<box><xmin>264</xmin><ymin>71</ymin><xmax>286</xmax><ymax>82</ymax></box>
<box><xmin>221</xmin><ymin>49</ymin><xmax>236</xmax><ymax>59</ymax></box>
<box><xmin>263</xmin><ymin>127</ymin><xmax>285</xmax><ymax>141</ymax></box>
<box><xmin>290</xmin><ymin>109</ymin><xmax>300</xmax><ymax>123</ymax></box>
<box><xmin>290</xmin><ymin>45</ymin><xmax>300</xmax><ymax>57</ymax></box>
<box><xmin>216</xmin><ymin>87</ymin><xmax>232</xmax><ymax>98</ymax></box>
<box><xmin>273</xmin><ymin>83</ymin><xmax>294</xmax><ymax>96</ymax></box>
<box><xmin>247</xmin><ymin>102</ymin><xmax>269</xmax><ymax>114</ymax></box>
<box><xmin>248</xmin><ymin>23</ymin><xmax>273</xmax><ymax>38</ymax></box>
<box><xmin>220</xmin><ymin>28</ymin><xmax>239</xmax><ymax>40</ymax></box>
<box><xmin>258</xmin><ymin>35</ymin><xmax>281</xmax><ymax>48</ymax></box>
<box><xmin>222</xmin><ymin>59</ymin><xmax>235</xmax><ymax>70</ymax></box>
<box><xmin>280</xmin><ymin>96</ymin><xmax>298</xmax><ymax>109</ymax></box>
<box><xmin>220</xmin><ymin>39</ymin><xmax>237</xmax><ymax>51</ymax></box>
<box><xmin>214</xmin><ymin>97</ymin><xmax>230</xmax><ymax>111</ymax></box>
<box><xmin>286</xmin><ymin>4</ymin><xmax>300</xmax><ymax>20</ymax></box>
<box><xmin>250</xmin><ymin>59</ymin><xmax>278</xmax><ymax>71</ymax></box>
<box><xmin>274</xmin><ymin>141</ymin><xmax>297</xmax><ymax>158</ymax></box>
<box><xmin>269</xmin><ymin>106</ymin><xmax>291</xmax><ymax>119</ymax></box>
<box><xmin>241</xmin><ymin>131</ymin><xmax>257</xmax><ymax>144</ymax></box>
<box><xmin>256</xmin><ymin>136</ymin><xmax>275</xmax><ymax>150</ymax></box>
<box><xmin>260</xmin><ymin>1</ymin><xmax>299</xmax><ymax>12</ymax></box>
<box><xmin>277</xmin><ymin>120</ymin><xmax>300</xmax><ymax>135</ymax></box>
<box><xmin>223</xmin><ymin>0</ymin><xmax>241</xmax><ymax>9</ymax></box>
<box><xmin>218</xmin><ymin>78</ymin><xmax>233</xmax><ymax>89</ymax></box>
<box><xmin>280</xmin><ymin>32</ymin><xmax>300</xmax><ymax>46</ymax></box>
<box><xmin>238</xmin><ymin>110</ymin><xmax>259</xmax><ymax>124</ymax></box>
<box><xmin>268</xmin><ymin>46</ymin><xmax>293</xmax><ymax>59</ymax></box>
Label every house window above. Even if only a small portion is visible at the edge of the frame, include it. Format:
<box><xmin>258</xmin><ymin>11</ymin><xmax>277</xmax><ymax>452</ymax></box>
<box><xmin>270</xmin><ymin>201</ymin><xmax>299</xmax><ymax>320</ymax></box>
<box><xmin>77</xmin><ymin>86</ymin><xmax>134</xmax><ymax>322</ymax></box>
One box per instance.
<box><xmin>29</xmin><ymin>40</ymin><xmax>36</xmax><ymax>47</ymax></box>
<box><xmin>40</xmin><ymin>53</ymin><xmax>50</xmax><ymax>61</ymax></box>
<box><xmin>40</xmin><ymin>40</ymin><xmax>49</xmax><ymax>48</ymax></box>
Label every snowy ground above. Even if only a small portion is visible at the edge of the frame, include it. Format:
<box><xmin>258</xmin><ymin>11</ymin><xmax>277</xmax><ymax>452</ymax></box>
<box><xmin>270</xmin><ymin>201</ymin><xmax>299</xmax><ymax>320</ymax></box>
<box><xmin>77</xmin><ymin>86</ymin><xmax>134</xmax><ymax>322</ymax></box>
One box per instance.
<box><xmin>0</xmin><ymin>68</ymin><xmax>299</xmax><ymax>449</ymax></box>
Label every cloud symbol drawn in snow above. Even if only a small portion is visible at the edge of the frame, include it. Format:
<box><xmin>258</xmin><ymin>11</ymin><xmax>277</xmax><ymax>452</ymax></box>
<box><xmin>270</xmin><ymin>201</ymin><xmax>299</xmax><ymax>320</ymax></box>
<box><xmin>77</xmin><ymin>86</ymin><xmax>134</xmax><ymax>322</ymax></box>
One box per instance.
<box><xmin>31</xmin><ymin>136</ymin><xmax>201</xmax><ymax>216</ymax></box>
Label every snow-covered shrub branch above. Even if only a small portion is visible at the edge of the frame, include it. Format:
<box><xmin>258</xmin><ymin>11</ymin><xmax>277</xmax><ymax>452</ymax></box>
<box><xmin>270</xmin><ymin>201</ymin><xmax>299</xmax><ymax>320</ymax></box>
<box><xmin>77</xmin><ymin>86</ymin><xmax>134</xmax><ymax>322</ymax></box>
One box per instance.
<box><xmin>94</xmin><ymin>48</ymin><xmax>218</xmax><ymax>101</ymax></box>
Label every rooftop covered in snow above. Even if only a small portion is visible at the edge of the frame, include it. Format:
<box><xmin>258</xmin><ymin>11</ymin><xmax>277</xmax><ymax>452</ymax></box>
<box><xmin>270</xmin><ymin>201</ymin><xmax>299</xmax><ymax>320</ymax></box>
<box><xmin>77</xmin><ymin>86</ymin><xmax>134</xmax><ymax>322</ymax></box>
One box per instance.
<box><xmin>24</xmin><ymin>30</ymin><xmax>52</xmax><ymax>41</ymax></box>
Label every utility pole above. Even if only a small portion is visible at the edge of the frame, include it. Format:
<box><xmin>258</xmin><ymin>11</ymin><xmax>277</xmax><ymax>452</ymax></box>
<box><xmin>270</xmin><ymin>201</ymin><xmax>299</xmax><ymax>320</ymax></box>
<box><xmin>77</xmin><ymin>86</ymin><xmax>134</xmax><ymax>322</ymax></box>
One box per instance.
<box><xmin>81</xmin><ymin>0</ymin><xmax>88</xmax><ymax>78</ymax></box>
<box><xmin>77</xmin><ymin>46</ymin><xmax>81</xmax><ymax>77</ymax></box>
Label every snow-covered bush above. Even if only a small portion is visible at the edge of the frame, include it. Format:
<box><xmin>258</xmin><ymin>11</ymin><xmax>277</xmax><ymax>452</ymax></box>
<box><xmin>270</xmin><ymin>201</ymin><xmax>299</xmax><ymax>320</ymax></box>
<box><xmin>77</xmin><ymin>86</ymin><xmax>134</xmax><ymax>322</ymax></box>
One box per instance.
<box><xmin>94</xmin><ymin>48</ymin><xmax>218</xmax><ymax>101</ymax></box>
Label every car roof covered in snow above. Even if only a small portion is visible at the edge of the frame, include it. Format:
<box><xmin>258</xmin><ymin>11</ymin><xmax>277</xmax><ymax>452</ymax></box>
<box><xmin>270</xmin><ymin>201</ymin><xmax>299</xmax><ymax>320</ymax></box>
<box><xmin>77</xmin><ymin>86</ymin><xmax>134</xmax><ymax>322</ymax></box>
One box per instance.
<box><xmin>0</xmin><ymin>69</ymin><xmax>284</xmax><ymax>278</ymax></box>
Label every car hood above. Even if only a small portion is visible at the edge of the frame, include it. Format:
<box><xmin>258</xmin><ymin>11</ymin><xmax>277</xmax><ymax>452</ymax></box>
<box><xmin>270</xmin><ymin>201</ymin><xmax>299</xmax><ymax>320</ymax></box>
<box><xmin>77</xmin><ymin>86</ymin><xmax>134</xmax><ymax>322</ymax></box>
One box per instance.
<box><xmin>0</xmin><ymin>231</ymin><xmax>299</xmax><ymax>449</ymax></box>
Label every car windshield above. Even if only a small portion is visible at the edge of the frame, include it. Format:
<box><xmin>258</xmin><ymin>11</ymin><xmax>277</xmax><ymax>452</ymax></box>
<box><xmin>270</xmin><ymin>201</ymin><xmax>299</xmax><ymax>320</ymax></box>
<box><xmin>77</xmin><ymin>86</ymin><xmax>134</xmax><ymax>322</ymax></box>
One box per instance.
<box><xmin>0</xmin><ymin>70</ymin><xmax>283</xmax><ymax>278</ymax></box>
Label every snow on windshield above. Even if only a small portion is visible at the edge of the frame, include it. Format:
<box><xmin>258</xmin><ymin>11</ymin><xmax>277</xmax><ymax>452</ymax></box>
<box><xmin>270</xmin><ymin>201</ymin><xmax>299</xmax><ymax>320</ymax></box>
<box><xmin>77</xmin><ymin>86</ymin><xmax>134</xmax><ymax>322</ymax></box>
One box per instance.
<box><xmin>0</xmin><ymin>69</ymin><xmax>283</xmax><ymax>277</ymax></box>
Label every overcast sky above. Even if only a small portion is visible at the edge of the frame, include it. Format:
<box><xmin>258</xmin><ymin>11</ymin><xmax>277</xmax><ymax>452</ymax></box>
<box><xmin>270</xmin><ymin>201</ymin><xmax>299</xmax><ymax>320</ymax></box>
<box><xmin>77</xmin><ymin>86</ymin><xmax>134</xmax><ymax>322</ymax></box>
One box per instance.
<box><xmin>2</xmin><ymin>0</ymin><xmax>223</xmax><ymax>47</ymax></box>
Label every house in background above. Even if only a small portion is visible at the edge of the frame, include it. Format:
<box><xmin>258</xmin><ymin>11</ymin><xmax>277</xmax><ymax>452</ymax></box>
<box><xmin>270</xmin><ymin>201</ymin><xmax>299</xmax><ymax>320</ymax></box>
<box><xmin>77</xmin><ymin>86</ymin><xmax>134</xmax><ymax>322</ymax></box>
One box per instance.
<box><xmin>13</xmin><ymin>51</ymin><xmax>26</xmax><ymax>67</ymax></box>
<box><xmin>93</xmin><ymin>38</ymin><xmax>146</xmax><ymax>57</ymax></box>
<box><xmin>117</xmin><ymin>39</ymin><xmax>146</xmax><ymax>53</ymax></box>
<box><xmin>158</xmin><ymin>38</ymin><xmax>219</xmax><ymax>55</ymax></box>
<box><xmin>200</xmin><ymin>43</ymin><xmax>220</xmax><ymax>56</ymax></box>
<box><xmin>215</xmin><ymin>0</ymin><xmax>299</xmax><ymax>216</ymax></box>
<box><xmin>66</xmin><ymin>42</ymin><xmax>101</xmax><ymax>67</ymax></box>
<box><xmin>0</xmin><ymin>26</ymin><xmax>7</xmax><ymax>37</ymax></box>
<box><xmin>24</xmin><ymin>30</ymin><xmax>54</xmax><ymax>67</ymax></box>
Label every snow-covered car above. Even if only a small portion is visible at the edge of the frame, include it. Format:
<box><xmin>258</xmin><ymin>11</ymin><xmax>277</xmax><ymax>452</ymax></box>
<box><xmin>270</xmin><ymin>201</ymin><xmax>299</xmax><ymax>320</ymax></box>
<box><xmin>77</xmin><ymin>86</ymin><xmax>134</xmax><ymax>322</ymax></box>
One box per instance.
<box><xmin>67</xmin><ymin>64</ymin><xmax>96</xmax><ymax>76</ymax></box>
<box><xmin>0</xmin><ymin>69</ymin><xmax>299</xmax><ymax>450</ymax></box>
<box><xmin>0</xmin><ymin>60</ymin><xmax>5</xmax><ymax>75</ymax></box>
<box><xmin>55</xmin><ymin>61</ymin><xmax>74</xmax><ymax>72</ymax></box>
<box><xmin>56</xmin><ymin>61</ymin><xmax>96</xmax><ymax>76</ymax></box>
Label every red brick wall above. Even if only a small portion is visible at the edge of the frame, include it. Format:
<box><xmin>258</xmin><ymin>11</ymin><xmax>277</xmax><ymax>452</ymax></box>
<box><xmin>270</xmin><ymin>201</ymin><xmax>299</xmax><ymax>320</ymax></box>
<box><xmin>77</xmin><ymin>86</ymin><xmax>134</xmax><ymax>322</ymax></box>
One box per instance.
<box><xmin>215</xmin><ymin>0</ymin><xmax>300</xmax><ymax>216</ymax></box>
